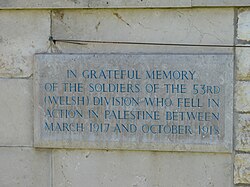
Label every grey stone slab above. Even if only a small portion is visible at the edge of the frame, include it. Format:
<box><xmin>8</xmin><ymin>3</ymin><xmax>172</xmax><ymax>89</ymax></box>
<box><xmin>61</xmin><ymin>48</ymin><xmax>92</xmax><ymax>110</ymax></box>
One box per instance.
<box><xmin>34</xmin><ymin>53</ymin><xmax>234</xmax><ymax>153</ymax></box>
<box><xmin>234</xmin><ymin>154</ymin><xmax>250</xmax><ymax>184</ymax></box>
<box><xmin>0</xmin><ymin>147</ymin><xmax>51</xmax><ymax>187</ymax></box>
<box><xmin>235</xmin><ymin>114</ymin><xmax>250</xmax><ymax>152</ymax></box>
<box><xmin>0</xmin><ymin>10</ymin><xmax>50</xmax><ymax>78</ymax></box>
<box><xmin>52</xmin><ymin>9</ymin><xmax>234</xmax><ymax>45</ymax></box>
<box><xmin>0</xmin><ymin>79</ymin><xmax>33</xmax><ymax>146</ymax></box>
<box><xmin>53</xmin><ymin>149</ymin><xmax>233</xmax><ymax>187</ymax></box>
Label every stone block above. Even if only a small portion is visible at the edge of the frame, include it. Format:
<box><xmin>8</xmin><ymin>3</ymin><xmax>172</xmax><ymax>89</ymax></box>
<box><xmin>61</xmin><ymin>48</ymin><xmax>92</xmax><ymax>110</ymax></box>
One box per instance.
<box><xmin>52</xmin><ymin>8</ymin><xmax>234</xmax><ymax>45</ymax></box>
<box><xmin>238</xmin><ymin>9</ymin><xmax>250</xmax><ymax>41</ymax></box>
<box><xmin>0</xmin><ymin>0</ymin><xmax>191</xmax><ymax>8</ymax></box>
<box><xmin>0</xmin><ymin>147</ymin><xmax>51</xmax><ymax>187</ymax></box>
<box><xmin>192</xmin><ymin>0</ymin><xmax>250</xmax><ymax>7</ymax></box>
<box><xmin>1</xmin><ymin>0</ymin><xmax>250</xmax><ymax>9</ymax></box>
<box><xmin>0</xmin><ymin>10</ymin><xmax>50</xmax><ymax>78</ymax></box>
<box><xmin>235</xmin><ymin>82</ymin><xmax>250</xmax><ymax>112</ymax></box>
<box><xmin>0</xmin><ymin>79</ymin><xmax>33</xmax><ymax>146</ymax></box>
<box><xmin>236</xmin><ymin>47</ymin><xmax>250</xmax><ymax>80</ymax></box>
<box><xmin>235</xmin><ymin>114</ymin><xmax>250</xmax><ymax>152</ymax></box>
<box><xmin>53</xmin><ymin>149</ymin><xmax>233</xmax><ymax>187</ymax></box>
<box><xmin>234</xmin><ymin>154</ymin><xmax>250</xmax><ymax>184</ymax></box>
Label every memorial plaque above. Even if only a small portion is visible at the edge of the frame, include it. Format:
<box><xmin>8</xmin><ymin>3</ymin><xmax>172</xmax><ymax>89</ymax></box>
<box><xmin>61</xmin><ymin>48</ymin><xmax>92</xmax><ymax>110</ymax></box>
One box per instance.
<box><xmin>34</xmin><ymin>54</ymin><xmax>233</xmax><ymax>152</ymax></box>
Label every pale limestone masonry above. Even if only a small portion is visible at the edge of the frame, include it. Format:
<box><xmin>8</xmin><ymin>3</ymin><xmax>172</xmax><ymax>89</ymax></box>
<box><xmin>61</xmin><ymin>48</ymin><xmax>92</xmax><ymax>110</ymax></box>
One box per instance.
<box><xmin>235</xmin><ymin>114</ymin><xmax>250</xmax><ymax>152</ymax></box>
<box><xmin>52</xmin><ymin>9</ymin><xmax>234</xmax><ymax>45</ymax></box>
<box><xmin>0</xmin><ymin>2</ymin><xmax>250</xmax><ymax>187</ymax></box>
<box><xmin>235</xmin><ymin>81</ymin><xmax>250</xmax><ymax>112</ymax></box>
<box><xmin>234</xmin><ymin>154</ymin><xmax>250</xmax><ymax>184</ymax></box>
<box><xmin>192</xmin><ymin>0</ymin><xmax>250</xmax><ymax>7</ymax></box>
<box><xmin>234</xmin><ymin>8</ymin><xmax>250</xmax><ymax>186</ymax></box>
<box><xmin>0</xmin><ymin>148</ymin><xmax>51</xmax><ymax>187</ymax></box>
<box><xmin>53</xmin><ymin>150</ymin><xmax>233</xmax><ymax>187</ymax></box>
<box><xmin>1</xmin><ymin>0</ymin><xmax>250</xmax><ymax>8</ymax></box>
<box><xmin>0</xmin><ymin>10</ymin><xmax>50</xmax><ymax>78</ymax></box>
<box><xmin>0</xmin><ymin>0</ymin><xmax>191</xmax><ymax>8</ymax></box>
<box><xmin>236</xmin><ymin>47</ymin><xmax>250</xmax><ymax>80</ymax></box>
<box><xmin>0</xmin><ymin>79</ymin><xmax>33</xmax><ymax>146</ymax></box>
<box><xmin>238</xmin><ymin>9</ymin><xmax>250</xmax><ymax>42</ymax></box>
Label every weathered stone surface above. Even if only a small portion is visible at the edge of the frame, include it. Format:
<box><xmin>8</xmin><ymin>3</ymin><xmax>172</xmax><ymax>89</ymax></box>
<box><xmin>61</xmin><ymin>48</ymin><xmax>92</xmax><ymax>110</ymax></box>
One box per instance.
<box><xmin>0</xmin><ymin>79</ymin><xmax>33</xmax><ymax>146</ymax></box>
<box><xmin>234</xmin><ymin>154</ymin><xmax>250</xmax><ymax>184</ymax></box>
<box><xmin>235</xmin><ymin>82</ymin><xmax>250</xmax><ymax>112</ymax></box>
<box><xmin>0</xmin><ymin>147</ymin><xmax>51</xmax><ymax>187</ymax></box>
<box><xmin>192</xmin><ymin>0</ymin><xmax>250</xmax><ymax>7</ymax></box>
<box><xmin>53</xmin><ymin>149</ymin><xmax>233</xmax><ymax>187</ymax></box>
<box><xmin>34</xmin><ymin>53</ymin><xmax>233</xmax><ymax>152</ymax></box>
<box><xmin>1</xmin><ymin>0</ymin><xmax>250</xmax><ymax>8</ymax></box>
<box><xmin>238</xmin><ymin>9</ymin><xmax>250</xmax><ymax>41</ymax></box>
<box><xmin>52</xmin><ymin>9</ymin><xmax>234</xmax><ymax>45</ymax></box>
<box><xmin>0</xmin><ymin>10</ymin><xmax>50</xmax><ymax>78</ymax></box>
<box><xmin>0</xmin><ymin>0</ymin><xmax>191</xmax><ymax>8</ymax></box>
<box><xmin>235</xmin><ymin>114</ymin><xmax>250</xmax><ymax>152</ymax></box>
<box><xmin>236</xmin><ymin>47</ymin><xmax>250</xmax><ymax>80</ymax></box>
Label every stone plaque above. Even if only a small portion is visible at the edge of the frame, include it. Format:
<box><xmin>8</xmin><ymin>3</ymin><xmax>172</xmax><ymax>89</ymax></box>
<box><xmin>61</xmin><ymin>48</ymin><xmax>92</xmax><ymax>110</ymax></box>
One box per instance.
<box><xmin>34</xmin><ymin>54</ymin><xmax>233</xmax><ymax>152</ymax></box>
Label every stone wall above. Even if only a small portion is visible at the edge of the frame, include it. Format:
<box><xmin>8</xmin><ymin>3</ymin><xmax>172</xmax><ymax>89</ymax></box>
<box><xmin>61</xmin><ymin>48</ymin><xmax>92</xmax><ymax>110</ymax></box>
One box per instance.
<box><xmin>0</xmin><ymin>2</ymin><xmax>249</xmax><ymax>187</ymax></box>
<box><xmin>234</xmin><ymin>8</ymin><xmax>250</xmax><ymax>185</ymax></box>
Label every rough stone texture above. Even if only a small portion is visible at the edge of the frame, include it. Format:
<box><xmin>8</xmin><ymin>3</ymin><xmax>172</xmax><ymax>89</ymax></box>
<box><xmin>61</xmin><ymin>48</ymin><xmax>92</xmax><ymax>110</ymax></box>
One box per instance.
<box><xmin>0</xmin><ymin>79</ymin><xmax>33</xmax><ymax>146</ymax></box>
<box><xmin>192</xmin><ymin>0</ymin><xmax>250</xmax><ymax>7</ymax></box>
<box><xmin>1</xmin><ymin>0</ymin><xmax>250</xmax><ymax>8</ymax></box>
<box><xmin>236</xmin><ymin>47</ymin><xmax>250</xmax><ymax>80</ymax></box>
<box><xmin>238</xmin><ymin>9</ymin><xmax>250</xmax><ymax>41</ymax></box>
<box><xmin>52</xmin><ymin>9</ymin><xmax>234</xmax><ymax>45</ymax></box>
<box><xmin>0</xmin><ymin>147</ymin><xmax>51</xmax><ymax>187</ymax></box>
<box><xmin>0</xmin><ymin>0</ymin><xmax>191</xmax><ymax>8</ymax></box>
<box><xmin>235</xmin><ymin>114</ymin><xmax>250</xmax><ymax>152</ymax></box>
<box><xmin>234</xmin><ymin>154</ymin><xmax>250</xmax><ymax>184</ymax></box>
<box><xmin>235</xmin><ymin>82</ymin><xmax>250</xmax><ymax>112</ymax></box>
<box><xmin>0</xmin><ymin>10</ymin><xmax>50</xmax><ymax>78</ymax></box>
<box><xmin>53</xmin><ymin>149</ymin><xmax>233</xmax><ymax>187</ymax></box>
